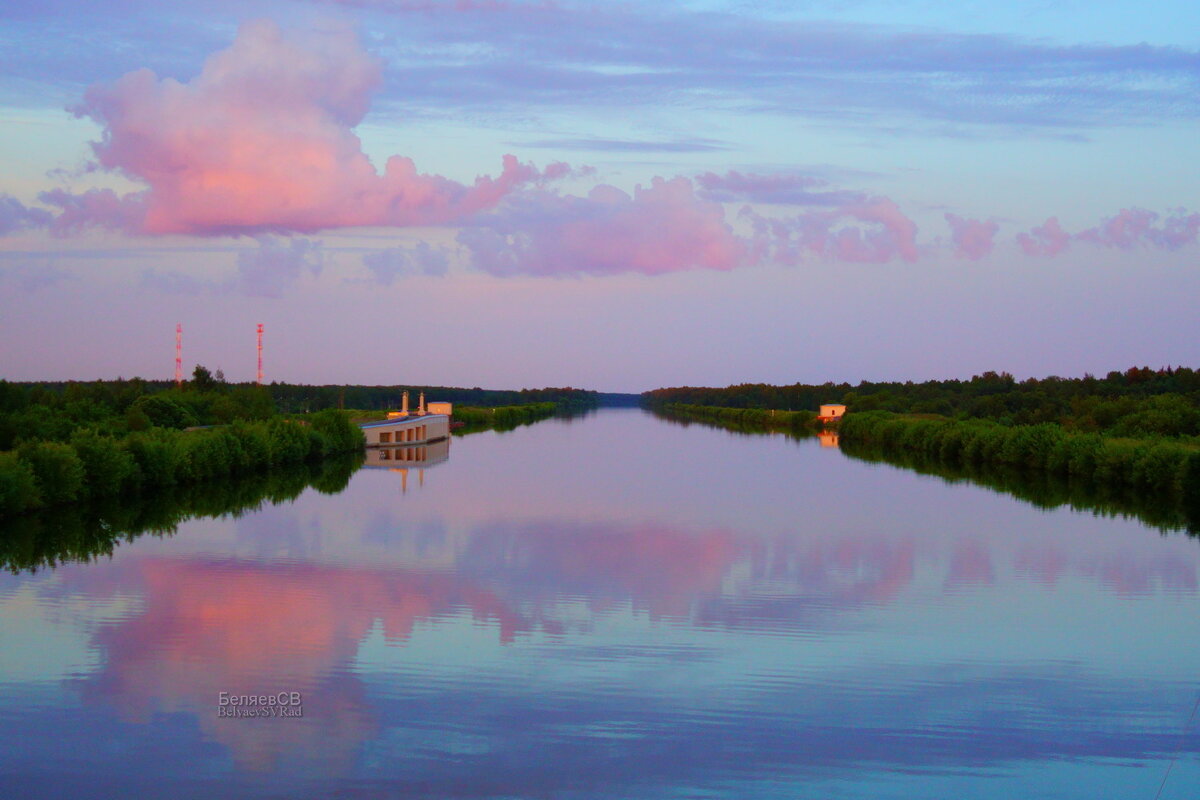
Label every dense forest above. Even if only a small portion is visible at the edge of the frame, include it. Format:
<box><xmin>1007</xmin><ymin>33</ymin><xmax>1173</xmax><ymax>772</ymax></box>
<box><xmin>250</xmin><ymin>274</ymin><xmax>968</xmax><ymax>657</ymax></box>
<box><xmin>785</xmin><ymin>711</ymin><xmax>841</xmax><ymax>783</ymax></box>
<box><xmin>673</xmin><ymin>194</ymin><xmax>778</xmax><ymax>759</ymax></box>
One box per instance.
<box><xmin>3</xmin><ymin>374</ymin><xmax>602</xmax><ymax>424</ymax></box>
<box><xmin>269</xmin><ymin>383</ymin><xmax>601</xmax><ymax>413</ymax></box>
<box><xmin>644</xmin><ymin>367</ymin><xmax>1200</xmax><ymax>437</ymax></box>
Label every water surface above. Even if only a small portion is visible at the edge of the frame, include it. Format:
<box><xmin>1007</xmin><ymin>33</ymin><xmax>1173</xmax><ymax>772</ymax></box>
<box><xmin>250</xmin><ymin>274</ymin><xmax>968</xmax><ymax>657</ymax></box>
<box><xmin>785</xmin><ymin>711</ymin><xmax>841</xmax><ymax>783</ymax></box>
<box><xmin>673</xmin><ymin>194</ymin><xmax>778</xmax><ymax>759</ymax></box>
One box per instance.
<box><xmin>2</xmin><ymin>409</ymin><xmax>1198</xmax><ymax>798</ymax></box>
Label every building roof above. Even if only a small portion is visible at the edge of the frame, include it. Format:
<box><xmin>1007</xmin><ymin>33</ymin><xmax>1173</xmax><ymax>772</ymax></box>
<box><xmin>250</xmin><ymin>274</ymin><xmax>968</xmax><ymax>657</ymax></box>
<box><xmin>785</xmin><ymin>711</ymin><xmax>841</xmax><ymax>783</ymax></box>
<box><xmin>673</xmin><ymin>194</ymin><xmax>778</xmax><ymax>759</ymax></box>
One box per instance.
<box><xmin>359</xmin><ymin>414</ymin><xmax>449</xmax><ymax>429</ymax></box>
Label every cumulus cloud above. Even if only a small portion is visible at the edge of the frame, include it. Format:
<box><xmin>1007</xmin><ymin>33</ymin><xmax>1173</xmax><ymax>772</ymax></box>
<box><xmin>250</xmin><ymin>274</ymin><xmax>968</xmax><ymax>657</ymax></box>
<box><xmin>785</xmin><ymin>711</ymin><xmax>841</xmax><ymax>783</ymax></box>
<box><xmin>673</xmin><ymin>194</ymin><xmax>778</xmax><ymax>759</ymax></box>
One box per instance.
<box><xmin>1077</xmin><ymin>207</ymin><xmax>1200</xmax><ymax>250</ymax></box>
<box><xmin>696</xmin><ymin>171</ymin><xmax>866</xmax><ymax>207</ymax></box>
<box><xmin>1016</xmin><ymin>217</ymin><xmax>1071</xmax><ymax>257</ymax></box>
<box><xmin>1017</xmin><ymin>208</ymin><xmax>1199</xmax><ymax>257</ymax></box>
<box><xmin>64</xmin><ymin>20</ymin><xmax>562</xmax><ymax>236</ymax></box>
<box><xmin>38</xmin><ymin>188</ymin><xmax>146</xmax><ymax>236</ymax></box>
<box><xmin>362</xmin><ymin>242</ymin><xmax>450</xmax><ymax>283</ymax></box>
<box><xmin>458</xmin><ymin>177</ymin><xmax>748</xmax><ymax>276</ymax></box>
<box><xmin>944</xmin><ymin>213</ymin><xmax>999</xmax><ymax>260</ymax></box>
<box><xmin>745</xmin><ymin>197</ymin><xmax>920</xmax><ymax>265</ymax></box>
<box><xmin>0</xmin><ymin>195</ymin><xmax>52</xmax><ymax>236</ymax></box>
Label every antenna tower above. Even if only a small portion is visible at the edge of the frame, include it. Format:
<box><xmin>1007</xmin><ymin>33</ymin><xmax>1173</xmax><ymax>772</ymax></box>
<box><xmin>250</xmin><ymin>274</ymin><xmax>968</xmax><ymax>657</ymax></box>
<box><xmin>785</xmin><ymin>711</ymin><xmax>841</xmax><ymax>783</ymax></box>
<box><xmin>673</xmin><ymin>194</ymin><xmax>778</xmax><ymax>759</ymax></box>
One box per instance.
<box><xmin>256</xmin><ymin>323</ymin><xmax>264</xmax><ymax>385</ymax></box>
<box><xmin>175</xmin><ymin>324</ymin><xmax>182</xmax><ymax>387</ymax></box>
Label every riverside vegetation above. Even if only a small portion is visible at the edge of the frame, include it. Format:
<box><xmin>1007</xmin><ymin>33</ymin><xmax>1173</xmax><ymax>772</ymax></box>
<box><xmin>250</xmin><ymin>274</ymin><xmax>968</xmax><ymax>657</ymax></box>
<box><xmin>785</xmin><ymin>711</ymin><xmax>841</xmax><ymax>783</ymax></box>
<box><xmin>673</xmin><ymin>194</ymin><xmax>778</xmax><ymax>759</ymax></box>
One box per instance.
<box><xmin>650</xmin><ymin>403</ymin><xmax>820</xmax><ymax>435</ymax></box>
<box><xmin>0</xmin><ymin>371</ymin><xmax>599</xmax><ymax>519</ymax></box>
<box><xmin>0</xmin><ymin>367</ymin><xmax>362</xmax><ymax>518</ymax></box>
<box><xmin>646</xmin><ymin>367</ymin><xmax>1200</xmax><ymax>531</ymax></box>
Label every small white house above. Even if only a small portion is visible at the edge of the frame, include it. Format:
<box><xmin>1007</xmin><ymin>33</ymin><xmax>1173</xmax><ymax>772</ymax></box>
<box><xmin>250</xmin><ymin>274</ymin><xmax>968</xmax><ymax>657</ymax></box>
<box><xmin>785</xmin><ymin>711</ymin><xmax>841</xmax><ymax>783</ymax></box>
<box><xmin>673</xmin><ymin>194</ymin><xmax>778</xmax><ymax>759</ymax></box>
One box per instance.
<box><xmin>818</xmin><ymin>404</ymin><xmax>846</xmax><ymax>421</ymax></box>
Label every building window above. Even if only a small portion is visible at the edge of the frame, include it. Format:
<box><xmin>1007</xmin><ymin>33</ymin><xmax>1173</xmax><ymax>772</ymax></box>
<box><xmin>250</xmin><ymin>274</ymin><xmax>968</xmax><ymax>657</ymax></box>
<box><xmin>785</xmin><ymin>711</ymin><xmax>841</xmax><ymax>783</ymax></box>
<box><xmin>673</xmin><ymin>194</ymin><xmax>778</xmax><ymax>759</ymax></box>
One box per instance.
<box><xmin>380</xmin><ymin>432</ymin><xmax>392</xmax><ymax>443</ymax></box>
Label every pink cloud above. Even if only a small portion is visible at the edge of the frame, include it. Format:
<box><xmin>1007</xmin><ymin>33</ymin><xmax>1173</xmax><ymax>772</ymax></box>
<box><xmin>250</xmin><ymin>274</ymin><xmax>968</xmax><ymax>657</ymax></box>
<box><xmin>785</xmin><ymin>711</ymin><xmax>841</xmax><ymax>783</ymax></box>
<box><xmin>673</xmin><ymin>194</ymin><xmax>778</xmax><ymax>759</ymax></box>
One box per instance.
<box><xmin>1017</xmin><ymin>208</ymin><xmax>1200</xmax><ymax>257</ymax></box>
<box><xmin>944</xmin><ymin>213</ymin><xmax>999</xmax><ymax>260</ymax></box>
<box><xmin>1077</xmin><ymin>207</ymin><xmax>1200</xmax><ymax>250</ymax></box>
<box><xmin>745</xmin><ymin>196</ymin><xmax>920</xmax><ymax>264</ymax></box>
<box><xmin>1016</xmin><ymin>216</ymin><xmax>1071</xmax><ymax>257</ymax></box>
<box><xmin>67</xmin><ymin>20</ymin><xmax>560</xmax><ymax>236</ymax></box>
<box><xmin>458</xmin><ymin>177</ymin><xmax>748</xmax><ymax>276</ymax></box>
<box><xmin>38</xmin><ymin>188</ymin><xmax>146</xmax><ymax>236</ymax></box>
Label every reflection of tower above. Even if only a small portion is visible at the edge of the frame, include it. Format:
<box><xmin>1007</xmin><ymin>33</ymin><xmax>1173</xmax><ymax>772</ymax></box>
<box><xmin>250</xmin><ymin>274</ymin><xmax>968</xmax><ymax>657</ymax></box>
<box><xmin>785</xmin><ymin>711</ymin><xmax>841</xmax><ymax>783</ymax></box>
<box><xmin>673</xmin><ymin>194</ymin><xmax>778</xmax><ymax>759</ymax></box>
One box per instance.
<box><xmin>256</xmin><ymin>323</ymin><xmax>264</xmax><ymax>385</ymax></box>
<box><xmin>393</xmin><ymin>468</ymin><xmax>426</xmax><ymax>493</ymax></box>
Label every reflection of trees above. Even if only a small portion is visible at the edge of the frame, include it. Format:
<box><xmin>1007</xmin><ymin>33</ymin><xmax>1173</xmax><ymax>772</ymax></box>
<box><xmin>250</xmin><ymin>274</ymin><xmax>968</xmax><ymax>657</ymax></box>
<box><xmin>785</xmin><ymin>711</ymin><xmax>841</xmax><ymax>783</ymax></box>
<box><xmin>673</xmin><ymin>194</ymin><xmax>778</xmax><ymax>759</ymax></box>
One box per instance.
<box><xmin>840</xmin><ymin>439</ymin><xmax>1199</xmax><ymax>534</ymax></box>
<box><xmin>0</xmin><ymin>455</ymin><xmax>361</xmax><ymax>574</ymax></box>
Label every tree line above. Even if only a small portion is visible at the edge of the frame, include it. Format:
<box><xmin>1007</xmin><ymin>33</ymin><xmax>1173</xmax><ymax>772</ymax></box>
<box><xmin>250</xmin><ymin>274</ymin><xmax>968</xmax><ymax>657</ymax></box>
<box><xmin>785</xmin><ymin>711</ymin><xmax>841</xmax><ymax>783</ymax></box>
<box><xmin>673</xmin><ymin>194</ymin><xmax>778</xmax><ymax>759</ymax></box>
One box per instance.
<box><xmin>0</xmin><ymin>367</ymin><xmax>365</xmax><ymax>518</ymax></box>
<box><xmin>643</xmin><ymin>366</ymin><xmax>1200</xmax><ymax>437</ymax></box>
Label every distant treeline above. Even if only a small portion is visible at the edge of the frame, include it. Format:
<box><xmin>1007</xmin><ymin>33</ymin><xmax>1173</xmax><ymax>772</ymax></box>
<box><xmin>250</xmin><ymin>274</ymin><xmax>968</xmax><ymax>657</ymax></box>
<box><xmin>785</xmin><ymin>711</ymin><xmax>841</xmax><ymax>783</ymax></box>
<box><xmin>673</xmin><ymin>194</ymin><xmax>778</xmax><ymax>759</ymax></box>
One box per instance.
<box><xmin>644</xmin><ymin>366</ymin><xmax>1200</xmax><ymax>436</ymax></box>
<box><xmin>2</xmin><ymin>455</ymin><xmax>361</xmax><ymax>574</ymax></box>
<box><xmin>269</xmin><ymin>384</ymin><xmax>600</xmax><ymax>413</ymax></box>
<box><xmin>3</xmin><ymin>376</ymin><xmax>602</xmax><ymax>421</ymax></box>
<box><xmin>839</xmin><ymin>411</ymin><xmax>1200</xmax><ymax>533</ymax></box>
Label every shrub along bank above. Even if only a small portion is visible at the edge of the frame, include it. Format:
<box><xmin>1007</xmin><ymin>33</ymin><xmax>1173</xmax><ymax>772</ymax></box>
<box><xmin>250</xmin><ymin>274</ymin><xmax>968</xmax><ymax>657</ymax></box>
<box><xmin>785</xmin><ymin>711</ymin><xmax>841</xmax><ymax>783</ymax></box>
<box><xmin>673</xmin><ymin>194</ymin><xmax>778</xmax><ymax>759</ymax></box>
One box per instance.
<box><xmin>452</xmin><ymin>402</ymin><xmax>558</xmax><ymax>430</ymax></box>
<box><xmin>0</xmin><ymin>409</ymin><xmax>364</xmax><ymax>518</ymax></box>
<box><xmin>838</xmin><ymin>411</ymin><xmax>1200</xmax><ymax>514</ymax></box>
<box><xmin>654</xmin><ymin>403</ymin><xmax>820</xmax><ymax>435</ymax></box>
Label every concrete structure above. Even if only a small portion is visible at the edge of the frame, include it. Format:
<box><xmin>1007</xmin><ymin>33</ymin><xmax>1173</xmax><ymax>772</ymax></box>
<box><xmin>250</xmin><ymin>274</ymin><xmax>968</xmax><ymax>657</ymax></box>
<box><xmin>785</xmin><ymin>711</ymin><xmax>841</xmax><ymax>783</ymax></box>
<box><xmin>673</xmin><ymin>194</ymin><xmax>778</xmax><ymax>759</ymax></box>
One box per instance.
<box><xmin>427</xmin><ymin>401</ymin><xmax>453</xmax><ymax>416</ymax></box>
<box><xmin>360</xmin><ymin>414</ymin><xmax>450</xmax><ymax>446</ymax></box>
<box><xmin>818</xmin><ymin>404</ymin><xmax>847</xmax><ymax>421</ymax></box>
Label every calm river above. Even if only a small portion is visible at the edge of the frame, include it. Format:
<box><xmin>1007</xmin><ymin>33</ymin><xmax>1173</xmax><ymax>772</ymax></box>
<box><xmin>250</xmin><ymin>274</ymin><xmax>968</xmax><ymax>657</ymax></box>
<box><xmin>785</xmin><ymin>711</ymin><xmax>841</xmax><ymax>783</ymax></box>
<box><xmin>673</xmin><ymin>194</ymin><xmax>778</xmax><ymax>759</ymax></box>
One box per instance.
<box><xmin>2</xmin><ymin>408</ymin><xmax>1198</xmax><ymax>798</ymax></box>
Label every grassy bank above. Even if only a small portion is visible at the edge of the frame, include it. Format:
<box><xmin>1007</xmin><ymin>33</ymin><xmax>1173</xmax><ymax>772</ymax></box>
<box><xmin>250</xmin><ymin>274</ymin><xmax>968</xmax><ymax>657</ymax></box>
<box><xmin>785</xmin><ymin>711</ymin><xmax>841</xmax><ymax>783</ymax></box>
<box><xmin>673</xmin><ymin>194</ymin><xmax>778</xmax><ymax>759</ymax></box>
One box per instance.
<box><xmin>0</xmin><ymin>409</ymin><xmax>364</xmax><ymax>518</ymax></box>
<box><xmin>839</xmin><ymin>411</ymin><xmax>1200</xmax><ymax>527</ymax></box>
<box><xmin>652</xmin><ymin>403</ymin><xmax>821</xmax><ymax>435</ymax></box>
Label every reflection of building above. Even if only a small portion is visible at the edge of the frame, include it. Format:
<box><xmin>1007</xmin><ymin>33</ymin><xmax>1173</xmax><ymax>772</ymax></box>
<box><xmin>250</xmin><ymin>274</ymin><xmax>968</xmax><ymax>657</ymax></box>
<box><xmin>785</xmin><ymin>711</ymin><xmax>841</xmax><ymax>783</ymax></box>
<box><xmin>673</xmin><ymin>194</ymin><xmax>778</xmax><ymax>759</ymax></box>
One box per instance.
<box><xmin>363</xmin><ymin>437</ymin><xmax>450</xmax><ymax>492</ymax></box>
<box><xmin>818</xmin><ymin>432</ymin><xmax>840</xmax><ymax>448</ymax></box>
<box><xmin>818</xmin><ymin>404</ymin><xmax>846</xmax><ymax>422</ymax></box>
<box><xmin>363</xmin><ymin>438</ymin><xmax>450</xmax><ymax>470</ymax></box>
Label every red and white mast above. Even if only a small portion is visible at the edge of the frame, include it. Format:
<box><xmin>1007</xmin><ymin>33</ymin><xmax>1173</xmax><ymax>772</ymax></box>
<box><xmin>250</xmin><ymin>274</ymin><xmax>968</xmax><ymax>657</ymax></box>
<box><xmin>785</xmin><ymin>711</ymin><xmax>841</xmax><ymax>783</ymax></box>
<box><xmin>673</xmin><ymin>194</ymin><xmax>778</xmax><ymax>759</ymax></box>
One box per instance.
<box><xmin>175</xmin><ymin>323</ymin><xmax>183</xmax><ymax>387</ymax></box>
<box><xmin>256</xmin><ymin>323</ymin><xmax>264</xmax><ymax>385</ymax></box>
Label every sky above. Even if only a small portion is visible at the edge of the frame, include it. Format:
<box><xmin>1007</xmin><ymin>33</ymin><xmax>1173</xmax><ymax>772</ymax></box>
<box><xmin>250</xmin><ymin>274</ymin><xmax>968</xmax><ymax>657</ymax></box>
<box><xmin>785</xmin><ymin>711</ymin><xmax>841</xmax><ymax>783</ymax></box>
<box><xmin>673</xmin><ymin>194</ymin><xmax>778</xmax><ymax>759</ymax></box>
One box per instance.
<box><xmin>0</xmin><ymin>0</ymin><xmax>1197</xmax><ymax>393</ymax></box>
